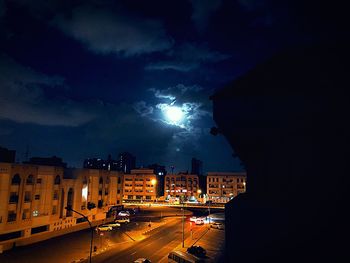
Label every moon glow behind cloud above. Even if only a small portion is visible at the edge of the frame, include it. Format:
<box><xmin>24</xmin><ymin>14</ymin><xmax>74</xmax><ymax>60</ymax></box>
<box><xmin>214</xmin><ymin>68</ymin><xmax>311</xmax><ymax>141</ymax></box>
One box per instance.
<box><xmin>165</xmin><ymin>106</ymin><xmax>183</xmax><ymax>123</ymax></box>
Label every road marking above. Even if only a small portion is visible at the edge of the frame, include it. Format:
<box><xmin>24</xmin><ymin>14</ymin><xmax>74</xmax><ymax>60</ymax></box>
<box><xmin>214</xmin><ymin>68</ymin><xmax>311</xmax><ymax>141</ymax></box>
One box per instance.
<box><xmin>131</xmin><ymin>251</ymin><xmax>137</xmax><ymax>255</ymax></box>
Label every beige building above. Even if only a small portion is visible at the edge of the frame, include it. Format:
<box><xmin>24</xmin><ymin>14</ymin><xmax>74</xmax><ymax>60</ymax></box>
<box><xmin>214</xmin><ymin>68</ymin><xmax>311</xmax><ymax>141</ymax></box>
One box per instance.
<box><xmin>0</xmin><ymin>163</ymin><xmax>123</xmax><ymax>252</ymax></box>
<box><xmin>207</xmin><ymin>172</ymin><xmax>247</xmax><ymax>203</ymax></box>
<box><xmin>164</xmin><ymin>174</ymin><xmax>199</xmax><ymax>198</ymax></box>
<box><xmin>123</xmin><ymin>169</ymin><xmax>157</xmax><ymax>201</ymax></box>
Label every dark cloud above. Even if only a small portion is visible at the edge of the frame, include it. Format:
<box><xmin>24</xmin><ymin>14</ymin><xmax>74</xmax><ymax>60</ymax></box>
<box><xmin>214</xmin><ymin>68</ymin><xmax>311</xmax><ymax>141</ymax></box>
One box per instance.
<box><xmin>145</xmin><ymin>43</ymin><xmax>229</xmax><ymax>72</ymax></box>
<box><xmin>51</xmin><ymin>4</ymin><xmax>173</xmax><ymax>56</ymax></box>
<box><xmin>133</xmin><ymin>101</ymin><xmax>154</xmax><ymax>117</ymax></box>
<box><xmin>0</xmin><ymin>54</ymin><xmax>95</xmax><ymax>126</ymax></box>
<box><xmin>190</xmin><ymin>0</ymin><xmax>222</xmax><ymax>32</ymax></box>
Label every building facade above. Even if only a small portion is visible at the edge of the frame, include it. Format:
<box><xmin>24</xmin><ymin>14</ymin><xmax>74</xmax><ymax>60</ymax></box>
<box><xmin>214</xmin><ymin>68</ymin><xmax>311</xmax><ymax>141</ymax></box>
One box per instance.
<box><xmin>164</xmin><ymin>174</ymin><xmax>199</xmax><ymax>199</ymax></box>
<box><xmin>122</xmin><ymin>169</ymin><xmax>157</xmax><ymax>201</ymax></box>
<box><xmin>0</xmin><ymin>163</ymin><xmax>123</xmax><ymax>252</ymax></box>
<box><xmin>207</xmin><ymin>172</ymin><xmax>247</xmax><ymax>203</ymax></box>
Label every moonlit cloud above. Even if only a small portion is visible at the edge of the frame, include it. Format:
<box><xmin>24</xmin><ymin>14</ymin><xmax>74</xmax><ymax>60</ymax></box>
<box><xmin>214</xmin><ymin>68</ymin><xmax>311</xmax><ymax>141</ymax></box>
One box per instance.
<box><xmin>52</xmin><ymin>4</ymin><xmax>173</xmax><ymax>56</ymax></box>
<box><xmin>145</xmin><ymin>43</ymin><xmax>229</xmax><ymax>72</ymax></box>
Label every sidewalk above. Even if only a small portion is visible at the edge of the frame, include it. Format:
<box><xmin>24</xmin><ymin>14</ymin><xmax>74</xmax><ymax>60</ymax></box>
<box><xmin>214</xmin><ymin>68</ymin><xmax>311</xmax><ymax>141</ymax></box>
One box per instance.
<box><xmin>158</xmin><ymin>225</ymin><xmax>225</xmax><ymax>263</ymax></box>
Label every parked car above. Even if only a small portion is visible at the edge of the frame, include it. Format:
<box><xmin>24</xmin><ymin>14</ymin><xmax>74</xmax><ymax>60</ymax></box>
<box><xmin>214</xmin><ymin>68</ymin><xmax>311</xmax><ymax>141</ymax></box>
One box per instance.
<box><xmin>134</xmin><ymin>258</ymin><xmax>151</xmax><ymax>263</ymax></box>
<box><xmin>118</xmin><ymin>211</ymin><xmax>130</xmax><ymax>217</ymax></box>
<box><xmin>210</xmin><ymin>222</ymin><xmax>224</xmax><ymax>230</ymax></box>
<box><xmin>107</xmin><ymin>222</ymin><xmax>120</xmax><ymax>229</ymax></box>
<box><xmin>195</xmin><ymin>218</ymin><xmax>204</xmax><ymax>225</ymax></box>
<box><xmin>190</xmin><ymin>216</ymin><xmax>197</xmax><ymax>222</ymax></box>
<box><xmin>115</xmin><ymin>217</ymin><xmax>130</xmax><ymax>223</ymax></box>
<box><xmin>187</xmin><ymin>245</ymin><xmax>206</xmax><ymax>258</ymax></box>
<box><xmin>96</xmin><ymin>225</ymin><xmax>113</xmax><ymax>232</ymax></box>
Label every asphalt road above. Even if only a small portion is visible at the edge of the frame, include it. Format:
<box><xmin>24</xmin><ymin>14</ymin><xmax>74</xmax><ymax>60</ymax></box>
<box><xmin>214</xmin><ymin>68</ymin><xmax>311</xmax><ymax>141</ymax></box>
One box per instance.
<box><xmin>94</xmin><ymin>217</ymin><xmax>207</xmax><ymax>263</ymax></box>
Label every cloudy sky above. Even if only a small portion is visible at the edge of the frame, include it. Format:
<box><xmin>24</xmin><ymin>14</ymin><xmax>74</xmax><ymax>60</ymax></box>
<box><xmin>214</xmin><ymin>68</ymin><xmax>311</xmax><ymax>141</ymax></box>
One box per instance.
<box><xmin>0</xmin><ymin>0</ymin><xmax>345</xmax><ymax>172</ymax></box>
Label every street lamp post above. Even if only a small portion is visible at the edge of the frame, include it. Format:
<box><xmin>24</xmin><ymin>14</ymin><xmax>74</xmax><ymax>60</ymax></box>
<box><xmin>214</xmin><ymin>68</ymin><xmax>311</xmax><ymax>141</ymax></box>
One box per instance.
<box><xmin>65</xmin><ymin>206</ymin><xmax>93</xmax><ymax>263</ymax></box>
<box><xmin>182</xmin><ymin>201</ymin><xmax>185</xmax><ymax>248</ymax></box>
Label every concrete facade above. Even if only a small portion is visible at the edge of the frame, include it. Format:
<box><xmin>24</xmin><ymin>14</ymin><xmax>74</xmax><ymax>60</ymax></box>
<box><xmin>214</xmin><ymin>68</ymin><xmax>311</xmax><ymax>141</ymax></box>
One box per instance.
<box><xmin>207</xmin><ymin>172</ymin><xmax>246</xmax><ymax>203</ymax></box>
<box><xmin>122</xmin><ymin>169</ymin><xmax>157</xmax><ymax>201</ymax></box>
<box><xmin>0</xmin><ymin>163</ymin><xmax>123</xmax><ymax>252</ymax></box>
<box><xmin>164</xmin><ymin>174</ymin><xmax>199</xmax><ymax>198</ymax></box>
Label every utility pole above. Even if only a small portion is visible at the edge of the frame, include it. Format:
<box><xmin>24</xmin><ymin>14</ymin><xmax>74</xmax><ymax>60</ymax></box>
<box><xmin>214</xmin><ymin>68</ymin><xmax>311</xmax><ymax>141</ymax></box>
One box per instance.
<box><xmin>208</xmin><ymin>202</ymin><xmax>211</xmax><ymax>229</ymax></box>
<box><xmin>65</xmin><ymin>206</ymin><xmax>93</xmax><ymax>263</ymax></box>
<box><xmin>182</xmin><ymin>201</ymin><xmax>185</xmax><ymax>248</ymax></box>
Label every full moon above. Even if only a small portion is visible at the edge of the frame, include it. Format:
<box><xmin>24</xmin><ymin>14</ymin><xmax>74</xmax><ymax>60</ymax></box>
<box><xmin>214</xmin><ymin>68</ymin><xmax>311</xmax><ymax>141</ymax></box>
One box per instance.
<box><xmin>166</xmin><ymin>106</ymin><xmax>183</xmax><ymax>122</ymax></box>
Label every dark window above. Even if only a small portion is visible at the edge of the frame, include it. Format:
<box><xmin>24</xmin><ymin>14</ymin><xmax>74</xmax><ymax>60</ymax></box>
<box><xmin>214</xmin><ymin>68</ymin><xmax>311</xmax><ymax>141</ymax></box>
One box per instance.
<box><xmin>31</xmin><ymin>225</ymin><xmax>48</xmax><ymax>235</ymax></box>
<box><xmin>26</xmin><ymin>175</ymin><xmax>34</xmax><ymax>185</ymax></box>
<box><xmin>0</xmin><ymin>231</ymin><xmax>22</xmax><ymax>241</ymax></box>
<box><xmin>53</xmin><ymin>190</ymin><xmax>58</xmax><ymax>200</ymax></box>
<box><xmin>11</xmin><ymin>174</ymin><xmax>21</xmax><ymax>185</ymax></box>
<box><xmin>99</xmin><ymin>177</ymin><xmax>103</xmax><ymax>184</ymax></box>
<box><xmin>24</xmin><ymin>191</ymin><xmax>31</xmax><ymax>202</ymax></box>
<box><xmin>52</xmin><ymin>206</ymin><xmax>57</xmax><ymax>215</ymax></box>
<box><xmin>36</xmin><ymin>178</ymin><xmax>42</xmax><ymax>184</ymax></box>
<box><xmin>117</xmin><ymin>189</ymin><xmax>120</xmax><ymax>194</ymax></box>
<box><xmin>9</xmin><ymin>192</ymin><xmax>18</xmax><ymax>203</ymax></box>
<box><xmin>7</xmin><ymin>211</ymin><xmax>16</xmax><ymax>222</ymax></box>
<box><xmin>54</xmin><ymin>175</ymin><xmax>61</xmax><ymax>185</ymax></box>
<box><xmin>118</xmin><ymin>177</ymin><xmax>121</xmax><ymax>184</ymax></box>
<box><xmin>35</xmin><ymin>194</ymin><xmax>40</xmax><ymax>200</ymax></box>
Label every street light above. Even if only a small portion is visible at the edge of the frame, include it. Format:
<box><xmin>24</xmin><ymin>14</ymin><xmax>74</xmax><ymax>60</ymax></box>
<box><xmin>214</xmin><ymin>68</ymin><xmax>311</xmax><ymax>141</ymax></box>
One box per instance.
<box><xmin>65</xmin><ymin>206</ymin><xmax>93</xmax><ymax>263</ymax></box>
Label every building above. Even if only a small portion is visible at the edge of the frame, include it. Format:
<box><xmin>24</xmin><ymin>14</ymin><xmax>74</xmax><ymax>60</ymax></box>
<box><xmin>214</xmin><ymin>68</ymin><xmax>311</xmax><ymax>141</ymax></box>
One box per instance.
<box><xmin>164</xmin><ymin>173</ymin><xmax>199</xmax><ymax>199</ymax></box>
<box><xmin>118</xmin><ymin>152</ymin><xmax>136</xmax><ymax>174</ymax></box>
<box><xmin>0</xmin><ymin>147</ymin><xmax>16</xmax><ymax>163</ymax></box>
<box><xmin>24</xmin><ymin>156</ymin><xmax>67</xmax><ymax>168</ymax></box>
<box><xmin>83</xmin><ymin>154</ymin><xmax>119</xmax><ymax>171</ymax></box>
<box><xmin>0</xmin><ymin>162</ymin><xmax>123</xmax><ymax>252</ymax></box>
<box><xmin>211</xmin><ymin>44</ymin><xmax>349</xmax><ymax>262</ymax></box>
<box><xmin>147</xmin><ymin>164</ymin><xmax>167</xmax><ymax>197</ymax></box>
<box><xmin>122</xmin><ymin>169</ymin><xmax>157</xmax><ymax>201</ymax></box>
<box><xmin>191</xmin><ymin>158</ymin><xmax>203</xmax><ymax>176</ymax></box>
<box><xmin>206</xmin><ymin>172</ymin><xmax>246</xmax><ymax>203</ymax></box>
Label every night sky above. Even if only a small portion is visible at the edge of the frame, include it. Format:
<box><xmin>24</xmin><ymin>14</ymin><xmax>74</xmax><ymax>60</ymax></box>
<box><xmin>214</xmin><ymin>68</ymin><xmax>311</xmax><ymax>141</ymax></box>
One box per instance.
<box><xmin>0</xmin><ymin>0</ymin><xmax>346</xmax><ymax>172</ymax></box>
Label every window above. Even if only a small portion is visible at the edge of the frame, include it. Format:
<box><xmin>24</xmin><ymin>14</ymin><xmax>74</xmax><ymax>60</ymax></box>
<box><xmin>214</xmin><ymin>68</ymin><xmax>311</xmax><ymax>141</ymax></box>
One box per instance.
<box><xmin>52</xmin><ymin>206</ymin><xmax>57</xmax><ymax>215</ymax></box>
<box><xmin>7</xmin><ymin>211</ymin><xmax>16</xmax><ymax>222</ymax></box>
<box><xmin>11</xmin><ymin>174</ymin><xmax>21</xmax><ymax>185</ymax></box>
<box><xmin>117</xmin><ymin>190</ymin><xmax>120</xmax><ymax>194</ymax></box>
<box><xmin>118</xmin><ymin>177</ymin><xmax>121</xmax><ymax>184</ymax></box>
<box><xmin>53</xmin><ymin>190</ymin><xmax>59</xmax><ymax>200</ymax></box>
<box><xmin>54</xmin><ymin>175</ymin><xmax>61</xmax><ymax>185</ymax></box>
<box><xmin>36</xmin><ymin>178</ymin><xmax>42</xmax><ymax>184</ymax></box>
<box><xmin>24</xmin><ymin>191</ymin><xmax>31</xmax><ymax>202</ymax></box>
<box><xmin>9</xmin><ymin>192</ymin><xmax>18</xmax><ymax>203</ymax></box>
<box><xmin>22</xmin><ymin>209</ymin><xmax>30</xmax><ymax>220</ymax></box>
<box><xmin>26</xmin><ymin>175</ymin><xmax>34</xmax><ymax>185</ymax></box>
<box><xmin>35</xmin><ymin>194</ymin><xmax>40</xmax><ymax>200</ymax></box>
<box><xmin>99</xmin><ymin>177</ymin><xmax>103</xmax><ymax>184</ymax></box>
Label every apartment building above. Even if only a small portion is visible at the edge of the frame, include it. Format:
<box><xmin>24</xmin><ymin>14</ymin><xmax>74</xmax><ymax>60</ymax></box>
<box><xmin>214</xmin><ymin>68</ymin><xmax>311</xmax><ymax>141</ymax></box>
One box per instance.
<box><xmin>164</xmin><ymin>174</ymin><xmax>199</xmax><ymax>198</ymax></box>
<box><xmin>207</xmin><ymin>172</ymin><xmax>247</xmax><ymax>203</ymax></box>
<box><xmin>123</xmin><ymin>169</ymin><xmax>157</xmax><ymax>201</ymax></box>
<box><xmin>0</xmin><ymin>163</ymin><xmax>123</xmax><ymax>252</ymax></box>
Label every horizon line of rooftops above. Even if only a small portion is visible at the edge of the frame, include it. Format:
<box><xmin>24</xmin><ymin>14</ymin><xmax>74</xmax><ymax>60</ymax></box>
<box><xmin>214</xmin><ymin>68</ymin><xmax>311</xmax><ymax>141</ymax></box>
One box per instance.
<box><xmin>0</xmin><ymin>146</ymin><xmax>246</xmax><ymax>176</ymax></box>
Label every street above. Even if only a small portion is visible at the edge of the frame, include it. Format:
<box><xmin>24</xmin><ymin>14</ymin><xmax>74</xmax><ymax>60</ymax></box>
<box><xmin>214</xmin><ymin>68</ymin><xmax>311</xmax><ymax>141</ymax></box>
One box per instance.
<box><xmin>0</xmin><ymin>206</ymin><xmax>224</xmax><ymax>263</ymax></box>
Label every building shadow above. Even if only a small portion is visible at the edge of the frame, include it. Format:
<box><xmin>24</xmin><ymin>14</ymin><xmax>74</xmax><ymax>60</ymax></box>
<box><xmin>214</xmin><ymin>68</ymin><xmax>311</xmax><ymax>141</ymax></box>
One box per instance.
<box><xmin>211</xmin><ymin>42</ymin><xmax>349</xmax><ymax>262</ymax></box>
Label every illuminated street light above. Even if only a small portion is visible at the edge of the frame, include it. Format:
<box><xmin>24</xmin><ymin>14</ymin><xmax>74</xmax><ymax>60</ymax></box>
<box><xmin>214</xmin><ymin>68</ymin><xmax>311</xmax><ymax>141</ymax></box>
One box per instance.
<box><xmin>197</xmin><ymin>189</ymin><xmax>202</xmax><ymax>194</ymax></box>
<box><xmin>151</xmin><ymin>179</ymin><xmax>157</xmax><ymax>185</ymax></box>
